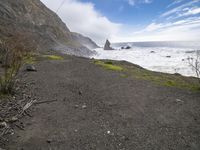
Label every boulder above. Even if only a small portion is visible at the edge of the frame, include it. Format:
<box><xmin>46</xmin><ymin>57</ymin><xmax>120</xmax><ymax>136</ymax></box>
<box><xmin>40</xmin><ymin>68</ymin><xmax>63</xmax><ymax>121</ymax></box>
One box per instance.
<box><xmin>125</xmin><ymin>46</ymin><xmax>131</xmax><ymax>49</ymax></box>
<box><xmin>121</xmin><ymin>46</ymin><xmax>131</xmax><ymax>50</ymax></box>
<box><xmin>26</xmin><ymin>65</ymin><xmax>37</xmax><ymax>72</ymax></box>
<box><xmin>104</xmin><ymin>40</ymin><xmax>114</xmax><ymax>50</ymax></box>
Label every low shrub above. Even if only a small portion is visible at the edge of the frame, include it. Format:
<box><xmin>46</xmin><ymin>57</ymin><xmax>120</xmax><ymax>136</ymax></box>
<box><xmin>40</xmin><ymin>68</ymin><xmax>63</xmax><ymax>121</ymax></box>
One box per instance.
<box><xmin>0</xmin><ymin>33</ymin><xmax>36</xmax><ymax>94</ymax></box>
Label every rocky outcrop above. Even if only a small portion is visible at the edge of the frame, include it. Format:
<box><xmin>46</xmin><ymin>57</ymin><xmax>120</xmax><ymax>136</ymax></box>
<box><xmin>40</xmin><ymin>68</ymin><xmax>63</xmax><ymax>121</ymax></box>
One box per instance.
<box><xmin>0</xmin><ymin>0</ymin><xmax>97</xmax><ymax>57</ymax></box>
<box><xmin>104</xmin><ymin>40</ymin><xmax>114</xmax><ymax>50</ymax></box>
<box><xmin>121</xmin><ymin>46</ymin><xmax>131</xmax><ymax>49</ymax></box>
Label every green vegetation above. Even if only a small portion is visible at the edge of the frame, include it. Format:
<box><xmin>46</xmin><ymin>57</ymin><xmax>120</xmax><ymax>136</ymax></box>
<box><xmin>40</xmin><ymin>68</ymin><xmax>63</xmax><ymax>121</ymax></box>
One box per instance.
<box><xmin>0</xmin><ymin>40</ymin><xmax>24</xmax><ymax>94</ymax></box>
<box><xmin>94</xmin><ymin>60</ymin><xmax>200</xmax><ymax>91</ymax></box>
<box><xmin>0</xmin><ymin>33</ymin><xmax>37</xmax><ymax>95</ymax></box>
<box><xmin>23</xmin><ymin>53</ymin><xmax>36</xmax><ymax>64</ymax></box>
<box><xmin>42</xmin><ymin>55</ymin><xmax>64</xmax><ymax>60</ymax></box>
<box><xmin>94</xmin><ymin>60</ymin><xmax>123</xmax><ymax>71</ymax></box>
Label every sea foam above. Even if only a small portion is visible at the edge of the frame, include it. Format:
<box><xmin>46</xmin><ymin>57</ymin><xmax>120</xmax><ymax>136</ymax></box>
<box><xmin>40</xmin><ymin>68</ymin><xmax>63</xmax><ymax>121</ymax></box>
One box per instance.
<box><xmin>91</xmin><ymin>41</ymin><xmax>200</xmax><ymax>77</ymax></box>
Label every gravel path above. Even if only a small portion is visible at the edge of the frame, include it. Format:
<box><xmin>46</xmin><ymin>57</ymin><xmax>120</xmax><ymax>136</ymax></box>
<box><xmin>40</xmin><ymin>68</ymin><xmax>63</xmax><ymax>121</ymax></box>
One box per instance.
<box><xmin>4</xmin><ymin>56</ymin><xmax>200</xmax><ymax>150</ymax></box>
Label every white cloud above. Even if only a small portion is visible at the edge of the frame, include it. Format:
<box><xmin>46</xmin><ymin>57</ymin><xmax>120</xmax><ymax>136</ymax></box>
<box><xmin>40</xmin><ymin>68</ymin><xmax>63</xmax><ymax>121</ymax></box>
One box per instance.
<box><xmin>128</xmin><ymin>0</ymin><xmax>135</xmax><ymax>6</ymax></box>
<box><xmin>181</xmin><ymin>7</ymin><xmax>200</xmax><ymax>16</ymax></box>
<box><xmin>118</xmin><ymin>16</ymin><xmax>200</xmax><ymax>42</ymax></box>
<box><xmin>167</xmin><ymin>0</ymin><xmax>184</xmax><ymax>8</ymax></box>
<box><xmin>117</xmin><ymin>0</ymin><xmax>200</xmax><ymax>42</ymax></box>
<box><xmin>41</xmin><ymin>0</ymin><xmax>121</xmax><ymax>45</ymax></box>
<box><xmin>41</xmin><ymin>0</ymin><xmax>200</xmax><ymax>44</ymax></box>
<box><xmin>126</xmin><ymin>0</ymin><xmax>152</xmax><ymax>6</ymax></box>
<box><xmin>161</xmin><ymin>0</ymin><xmax>199</xmax><ymax>18</ymax></box>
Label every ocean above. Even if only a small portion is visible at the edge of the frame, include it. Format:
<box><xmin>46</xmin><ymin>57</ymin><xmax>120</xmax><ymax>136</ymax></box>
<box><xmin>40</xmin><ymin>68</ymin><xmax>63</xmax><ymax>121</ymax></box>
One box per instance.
<box><xmin>91</xmin><ymin>41</ymin><xmax>200</xmax><ymax>77</ymax></box>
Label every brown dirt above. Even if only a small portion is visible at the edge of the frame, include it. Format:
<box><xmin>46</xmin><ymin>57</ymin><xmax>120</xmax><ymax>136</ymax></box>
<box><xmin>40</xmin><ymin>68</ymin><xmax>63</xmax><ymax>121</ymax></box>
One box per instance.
<box><xmin>1</xmin><ymin>55</ymin><xmax>200</xmax><ymax>150</ymax></box>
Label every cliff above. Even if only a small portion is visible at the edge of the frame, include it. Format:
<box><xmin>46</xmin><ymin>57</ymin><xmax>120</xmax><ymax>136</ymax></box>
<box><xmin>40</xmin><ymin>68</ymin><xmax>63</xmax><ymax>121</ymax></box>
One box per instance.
<box><xmin>71</xmin><ymin>32</ymin><xmax>99</xmax><ymax>49</ymax></box>
<box><xmin>0</xmin><ymin>0</ymin><xmax>98</xmax><ymax>56</ymax></box>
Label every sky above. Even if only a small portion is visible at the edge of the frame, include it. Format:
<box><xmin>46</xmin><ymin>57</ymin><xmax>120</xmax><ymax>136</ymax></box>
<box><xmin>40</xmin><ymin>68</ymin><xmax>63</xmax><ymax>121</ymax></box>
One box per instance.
<box><xmin>41</xmin><ymin>0</ymin><xmax>200</xmax><ymax>45</ymax></box>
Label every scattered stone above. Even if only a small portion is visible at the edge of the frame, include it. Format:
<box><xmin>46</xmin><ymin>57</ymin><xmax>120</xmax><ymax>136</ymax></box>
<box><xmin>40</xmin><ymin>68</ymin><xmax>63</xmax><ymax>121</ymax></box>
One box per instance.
<box><xmin>0</xmin><ymin>122</ymin><xmax>7</xmax><ymax>128</ymax></box>
<box><xmin>63</xmin><ymin>97</ymin><xmax>67</xmax><ymax>101</ymax></box>
<box><xmin>9</xmin><ymin>116</ymin><xmax>18</xmax><ymax>123</ymax></box>
<box><xmin>0</xmin><ymin>117</ymin><xmax>3</xmax><ymax>122</ymax></box>
<box><xmin>26</xmin><ymin>65</ymin><xmax>37</xmax><ymax>72</ymax></box>
<box><xmin>122</xmin><ymin>46</ymin><xmax>131</xmax><ymax>49</ymax></box>
<box><xmin>74</xmin><ymin>105</ymin><xmax>79</xmax><ymax>108</ymax></box>
<box><xmin>150</xmin><ymin>51</ymin><xmax>155</xmax><ymax>53</ymax></box>
<box><xmin>174</xmin><ymin>73</ymin><xmax>181</xmax><ymax>76</ymax></box>
<box><xmin>176</xmin><ymin>99</ymin><xmax>184</xmax><ymax>103</ymax></box>
<box><xmin>78</xmin><ymin>91</ymin><xmax>82</xmax><ymax>95</ymax></box>
<box><xmin>124</xmin><ymin>46</ymin><xmax>131</xmax><ymax>49</ymax></box>
<box><xmin>46</xmin><ymin>139</ymin><xmax>52</xmax><ymax>143</ymax></box>
<box><xmin>123</xmin><ymin>136</ymin><xmax>129</xmax><ymax>141</ymax></box>
<box><xmin>107</xmin><ymin>131</ymin><xmax>111</xmax><ymax>134</ymax></box>
<box><xmin>166</xmin><ymin>56</ymin><xmax>171</xmax><ymax>58</ymax></box>
<box><xmin>74</xmin><ymin>129</ymin><xmax>78</xmax><ymax>132</ymax></box>
<box><xmin>82</xmin><ymin>104</ymin><xmax>87</xmax><ymax>109</ymax></box>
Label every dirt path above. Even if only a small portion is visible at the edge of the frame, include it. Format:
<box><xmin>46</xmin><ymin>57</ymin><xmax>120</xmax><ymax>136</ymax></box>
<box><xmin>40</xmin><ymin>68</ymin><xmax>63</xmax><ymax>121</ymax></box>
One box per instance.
<box><xmin>6</xmin><ymin>56</ymin><xmax>200</xmax><ymax>150</ymax></box>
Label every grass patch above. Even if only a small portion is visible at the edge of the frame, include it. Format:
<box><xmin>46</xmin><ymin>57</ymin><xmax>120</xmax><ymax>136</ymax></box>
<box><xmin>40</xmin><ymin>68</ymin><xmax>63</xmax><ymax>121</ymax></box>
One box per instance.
<box><xmin>94</xmin><ymin>60</ymin><xmax>200</xmax><ymax>91</ymax></box>
<box><xmin>23</xmin><ymin>54</ymin><xmax>36</xmax><ymax>64</ymax></box>
<box><xmin>124</xmin><ymin>64</ymin><xmax>200</xmax><ymax>91</ymax></box>
<box><xmin>94</xmin><ymin>60</ymin><xmax>123</xmax><ymax>71</ymax></box>
<box><xmin>42</xmin><ymin>55</ymin><xmax>64</xmax><ymax>60</ymax></box>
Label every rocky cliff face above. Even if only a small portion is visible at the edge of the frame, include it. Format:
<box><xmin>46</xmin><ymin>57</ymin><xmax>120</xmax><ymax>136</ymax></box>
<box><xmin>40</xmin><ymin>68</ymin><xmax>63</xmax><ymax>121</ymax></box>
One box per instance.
<box><xmin>71</xmin><ymin>32</ymin><xmax>99</xmax><ymax>50</ymax></box>
<box><xmin>0</xmin><ymin>0</ymin><xmax>98</xmax><ymax>56</ymax></box>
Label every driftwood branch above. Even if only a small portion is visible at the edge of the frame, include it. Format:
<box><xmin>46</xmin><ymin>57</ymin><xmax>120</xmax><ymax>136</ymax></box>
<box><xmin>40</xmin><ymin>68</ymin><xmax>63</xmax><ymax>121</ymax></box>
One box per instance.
<box><xmin>23</xmin><ymin>100</ymin><xmax>36</xmax><ymax>112</ymax></box>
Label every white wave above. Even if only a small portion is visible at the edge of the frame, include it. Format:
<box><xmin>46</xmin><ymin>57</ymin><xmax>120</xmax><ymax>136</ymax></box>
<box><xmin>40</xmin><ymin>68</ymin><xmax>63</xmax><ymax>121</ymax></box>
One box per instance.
<box><xmin>91</xmin><ymin>46</ymin><xmax>199</xmax><ymax>77</ymax></box>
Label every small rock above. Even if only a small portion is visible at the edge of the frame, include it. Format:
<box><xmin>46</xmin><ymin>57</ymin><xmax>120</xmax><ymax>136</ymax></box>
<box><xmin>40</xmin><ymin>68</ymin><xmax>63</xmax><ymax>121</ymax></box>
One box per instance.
<box><xmin>0</xmin><ymin>117</ymin><xmax>3</xmax><ymax>122</ymax></box>
<box><xmin>82</xmin><ymin>104</ymin><xmax>87</xmax><ymax>109</ymax></box>
<box><xmin>166</xmin><ymin>56</ymin><xmax>171</xmax><ymax>58</ymax></box>
<box><xmin>78</xmin><ymin>91</ymin><xmax>82</xmax><ymax>95</ymax></box>
<box><xmin>46</xmin><ymin>139</ymin><xmax>52</xmax><ymax>143</ymax></box>
<box><xmin>174</xmin><ymin>73</ymin><xmax>181</xmax><ymax>76</ymax></box>
<box><xmin>0</xmin><ymin>122</ymin><xmax>7</xmax><ymax>128</ymax></box>
<box><xmin>74</xmin><ymin>105</ymin><xmax>79</xmax><ymax>108</ymax></box>
<box><xmin>74</xmin><ymin>129</ymin><xmax>78</xmax><ymax>132</ymax></box>
<box><xmin>150</xmin><ymin>51</ymin><xmax>155</xmax><ymax>53</ymax></box>
<box><xmin>10</xmin><ymin>116</ymin><xmax>18</xmax><ymax>123</ymax></box>
<box><xmin>26</xmin><ymin>65</ymin><xmax>37</xmax><ymax>72</ymax></box>
<box><xmin>124</xmin><ymin>46</ymin><xmax>131</xmax><ymax>49</ymax></box>
<box><xmin>176</xmin><ymin>99</ymin><xmax>184</xmax><ymax>103</ymax></box>
<box><xmin>107</xmin><ymin>131</ymin><xmax>111</xmax><ymax>134</ymax></box>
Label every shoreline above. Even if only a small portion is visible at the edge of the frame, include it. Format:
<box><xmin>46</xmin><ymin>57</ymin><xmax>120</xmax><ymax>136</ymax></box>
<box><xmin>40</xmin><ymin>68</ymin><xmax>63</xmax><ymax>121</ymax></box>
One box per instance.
<box><xmin>92</xmin><ymin>47</ymin><xmax>199</xmax><ymax>77</ymax></box>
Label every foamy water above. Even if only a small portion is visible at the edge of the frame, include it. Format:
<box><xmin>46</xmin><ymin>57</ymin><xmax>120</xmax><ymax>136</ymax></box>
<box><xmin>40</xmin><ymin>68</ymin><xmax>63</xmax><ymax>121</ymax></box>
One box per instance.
<box><xmin>91</xmin><ymin>42</ymin><xmax>200</xmax><ymax>77</ymax></box>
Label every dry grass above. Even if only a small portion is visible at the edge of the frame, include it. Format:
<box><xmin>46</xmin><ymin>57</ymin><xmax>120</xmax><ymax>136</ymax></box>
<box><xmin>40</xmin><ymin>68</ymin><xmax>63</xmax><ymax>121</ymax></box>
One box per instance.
<box><xmin>0</xmin><ymin>33</ymin><xmax>36</xmax><ymax>94</ymax></box>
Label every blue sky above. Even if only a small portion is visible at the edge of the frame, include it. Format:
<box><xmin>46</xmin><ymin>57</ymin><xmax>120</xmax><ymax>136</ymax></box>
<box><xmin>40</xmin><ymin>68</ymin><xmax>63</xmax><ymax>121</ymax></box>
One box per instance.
<box><xmin>41</xmin><ymin>0</ymin><xmax>200</xmax><ymax>45</ymax></box>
